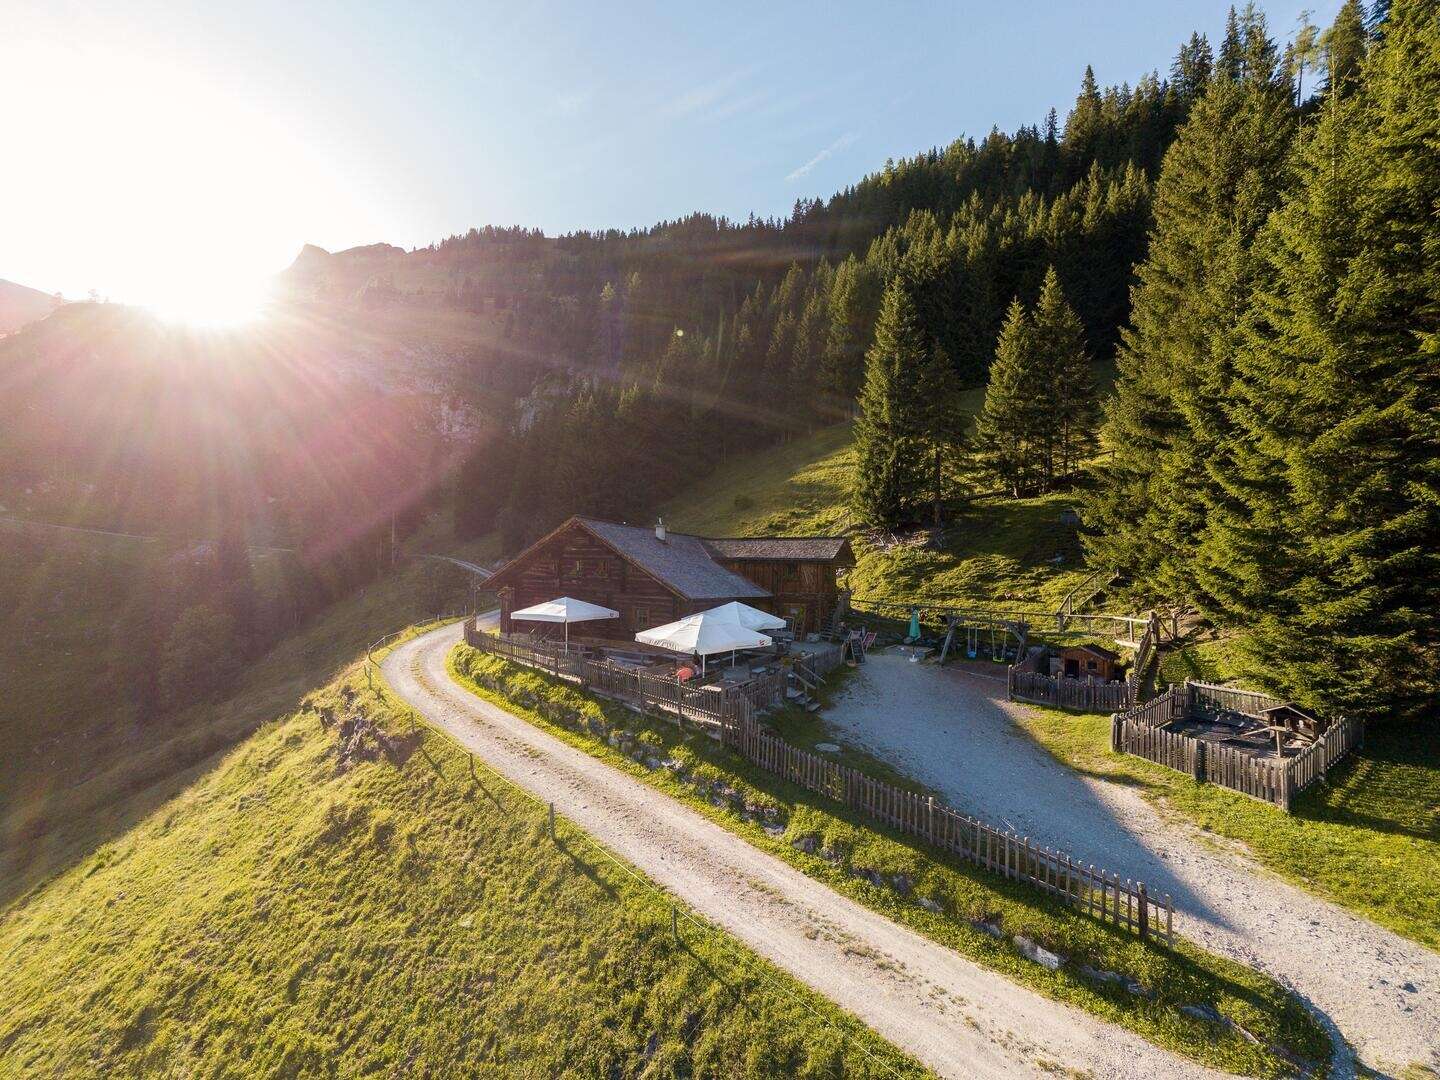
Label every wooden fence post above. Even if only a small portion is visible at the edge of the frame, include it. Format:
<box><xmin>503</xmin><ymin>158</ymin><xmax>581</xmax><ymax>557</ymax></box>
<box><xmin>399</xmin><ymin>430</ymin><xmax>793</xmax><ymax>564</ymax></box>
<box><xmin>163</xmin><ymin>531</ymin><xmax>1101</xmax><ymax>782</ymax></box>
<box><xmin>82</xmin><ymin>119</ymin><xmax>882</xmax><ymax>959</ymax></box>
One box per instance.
<box><xmin>1110</xmin><ymin>714</ymin><xmax>1122</xmax><ymax>753</ymax></box>
<box><xmin>1138</xmin><ymin>882</ymin><xmax>1149</xmax><ymax>942</ymax></box>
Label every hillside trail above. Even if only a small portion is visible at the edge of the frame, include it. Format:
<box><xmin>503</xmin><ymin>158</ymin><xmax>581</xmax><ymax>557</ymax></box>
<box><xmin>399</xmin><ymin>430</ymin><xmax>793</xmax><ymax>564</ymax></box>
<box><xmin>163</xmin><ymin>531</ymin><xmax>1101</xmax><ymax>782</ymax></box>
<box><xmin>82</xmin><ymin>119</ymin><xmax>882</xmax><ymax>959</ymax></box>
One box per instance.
<box><xmin>823</xmin><ymin>650</ymin><xmax>1440</xmax><ymax>1076</ymax></box>
<box><xmin>384</xmin><ymin>622</ymin><xmax>1222</xmax><ymax>1080</ymax></box>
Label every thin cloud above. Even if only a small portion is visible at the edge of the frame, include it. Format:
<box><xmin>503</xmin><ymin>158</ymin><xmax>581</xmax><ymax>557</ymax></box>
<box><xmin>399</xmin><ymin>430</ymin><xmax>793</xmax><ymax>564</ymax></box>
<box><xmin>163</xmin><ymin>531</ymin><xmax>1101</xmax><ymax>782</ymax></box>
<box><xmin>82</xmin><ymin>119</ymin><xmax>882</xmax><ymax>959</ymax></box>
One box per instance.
<box><xmin>663</xmin><ymin>67</ymin><xmax>754</xmax><ymax>118</ymax></box>
<box><xmin>785</xmin><ymin>132</ymin><xmax>859</xmax><ymax>182</ymax></box>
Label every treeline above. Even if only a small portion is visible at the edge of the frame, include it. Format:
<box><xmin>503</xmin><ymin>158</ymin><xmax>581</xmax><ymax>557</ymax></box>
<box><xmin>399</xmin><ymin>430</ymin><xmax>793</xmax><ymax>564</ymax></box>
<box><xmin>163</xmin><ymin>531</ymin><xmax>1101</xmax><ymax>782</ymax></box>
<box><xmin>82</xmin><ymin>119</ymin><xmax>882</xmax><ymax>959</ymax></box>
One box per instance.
<box><xmin>1085</xmin><ymin>0</ymin><xmax>1439</xmax><ymax>723</ymax></box>
<box><xmin>455</xmin><ymin>34</ymin><xmax>1215</xmax><ymax>548</ymax></box>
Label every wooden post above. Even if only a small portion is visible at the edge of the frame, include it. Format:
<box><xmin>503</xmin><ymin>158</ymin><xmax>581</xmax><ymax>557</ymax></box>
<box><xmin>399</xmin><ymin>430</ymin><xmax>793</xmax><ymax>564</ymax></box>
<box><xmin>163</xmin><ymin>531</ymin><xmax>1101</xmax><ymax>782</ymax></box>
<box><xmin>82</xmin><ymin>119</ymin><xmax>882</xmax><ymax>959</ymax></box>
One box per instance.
<box><xmin>1138</xmin><ymin>882</ymin><xmax>1149</xmax><ymax>942</ymax></box>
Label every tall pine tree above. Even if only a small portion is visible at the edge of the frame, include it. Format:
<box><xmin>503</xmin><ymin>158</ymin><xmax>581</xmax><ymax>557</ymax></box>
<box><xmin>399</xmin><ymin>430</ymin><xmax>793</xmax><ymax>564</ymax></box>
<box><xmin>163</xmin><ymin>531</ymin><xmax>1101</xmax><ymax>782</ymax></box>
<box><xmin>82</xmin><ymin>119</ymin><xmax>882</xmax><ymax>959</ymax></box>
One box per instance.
<box><xmin>1032</xmin><ymin>267</ymin><xmax>1097</xmax><ymax>481</ymax></box>
<box><xmin>1201</xmin><ymin>0</ymin><xmax>1439</xmax><ymax>720</ymax></box>
<box><xmin>976</xmin><ymin>299</ymin><xmax>1048</xmax><ymax>497</ymax></box>
<box><xmin>1084</xmin><ymin>4</ymin><xmax>1295</xmax><ymax>597</ymax></box>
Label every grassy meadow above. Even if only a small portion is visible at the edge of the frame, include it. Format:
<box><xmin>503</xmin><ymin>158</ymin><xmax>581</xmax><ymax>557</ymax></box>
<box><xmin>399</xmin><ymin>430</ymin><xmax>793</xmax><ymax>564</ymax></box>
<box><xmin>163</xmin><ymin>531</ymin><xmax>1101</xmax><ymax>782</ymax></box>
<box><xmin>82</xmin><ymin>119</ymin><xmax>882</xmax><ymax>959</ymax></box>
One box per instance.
<box><xmin>0</xmin><ymin>640</ymin><xmax>921</xmax><ymax>1078</ymax></box>
<box><xmin>0</xmin><ymin>538</ymin><xmax>480</xmax><ymax>908</ymax></box>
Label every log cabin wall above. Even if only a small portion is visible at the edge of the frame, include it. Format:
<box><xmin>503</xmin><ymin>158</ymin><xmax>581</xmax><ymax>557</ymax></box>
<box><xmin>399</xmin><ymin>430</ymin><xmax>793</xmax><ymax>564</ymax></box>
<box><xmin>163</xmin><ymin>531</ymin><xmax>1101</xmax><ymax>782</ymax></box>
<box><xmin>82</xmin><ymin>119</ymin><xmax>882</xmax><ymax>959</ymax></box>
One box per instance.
<box><xmin>715</xmin><ymin>559</ymin><xmax>838</xmax><ymax>636</ymax></box>
<box><xmin>498</xmin><ymin>522</ymin><xmax>682</xmax><ymax>638</ymax></box>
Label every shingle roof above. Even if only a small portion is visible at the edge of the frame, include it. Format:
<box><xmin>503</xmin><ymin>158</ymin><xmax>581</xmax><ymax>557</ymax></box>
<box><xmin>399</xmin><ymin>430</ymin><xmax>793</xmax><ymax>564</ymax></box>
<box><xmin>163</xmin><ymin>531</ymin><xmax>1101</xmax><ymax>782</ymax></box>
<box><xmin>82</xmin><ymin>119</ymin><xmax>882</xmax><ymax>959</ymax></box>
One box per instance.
<box><xmin>577</xmin><ymin>518</ymin><xmax>770</xmax><ymax>601</ymax></box>
<box><xmin>701</xmin><ymin>536</ymin><xmax>854</xmax><ymax>563</ymax></box>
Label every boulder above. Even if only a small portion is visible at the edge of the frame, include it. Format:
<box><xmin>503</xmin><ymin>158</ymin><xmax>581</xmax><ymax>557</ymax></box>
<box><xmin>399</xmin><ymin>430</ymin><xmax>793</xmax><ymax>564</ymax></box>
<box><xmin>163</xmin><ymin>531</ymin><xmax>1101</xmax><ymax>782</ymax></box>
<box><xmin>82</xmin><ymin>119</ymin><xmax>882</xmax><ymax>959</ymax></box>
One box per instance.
<box><xmin>1014</xmin><ymin>935</ymin><xmax>1065</xmax><ymax>972</ymax></box>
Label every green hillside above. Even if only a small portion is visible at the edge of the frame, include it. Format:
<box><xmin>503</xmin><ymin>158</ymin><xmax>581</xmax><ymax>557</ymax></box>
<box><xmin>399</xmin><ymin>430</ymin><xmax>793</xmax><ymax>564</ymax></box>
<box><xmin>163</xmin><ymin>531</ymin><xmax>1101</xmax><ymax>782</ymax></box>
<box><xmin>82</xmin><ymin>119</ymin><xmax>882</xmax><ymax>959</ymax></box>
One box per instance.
<box><xmin>0</xmin><ymin>542</ymin><xmax>479</xmax><ymax>907</ymax></box>
<box><xmin>0</xmin><ymin>637</ymin><xmax>919</xmax><ymax>1078</ymax></box>
<box><xmin>662</xmin><ymin>418</ymin><xmax>1101</xmax><ymax>613</ymax></box>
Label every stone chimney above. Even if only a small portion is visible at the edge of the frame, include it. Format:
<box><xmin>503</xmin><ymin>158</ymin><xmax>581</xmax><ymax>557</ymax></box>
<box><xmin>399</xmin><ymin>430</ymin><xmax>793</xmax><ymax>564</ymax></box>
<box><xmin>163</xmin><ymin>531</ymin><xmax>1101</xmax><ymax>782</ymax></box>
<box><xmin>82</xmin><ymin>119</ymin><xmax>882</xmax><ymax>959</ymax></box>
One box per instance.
<box><xmin>655</xmin><ymin>518</ymin><xmax>667</xmax><ymax>543</ymax></box>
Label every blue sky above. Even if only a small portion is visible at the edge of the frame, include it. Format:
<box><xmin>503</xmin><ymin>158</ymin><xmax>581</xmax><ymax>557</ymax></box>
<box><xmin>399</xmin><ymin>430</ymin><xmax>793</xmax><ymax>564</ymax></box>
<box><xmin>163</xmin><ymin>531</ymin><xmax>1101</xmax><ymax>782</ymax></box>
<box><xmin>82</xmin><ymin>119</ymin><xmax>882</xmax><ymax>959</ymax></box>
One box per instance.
<box><xmin>2</xmin><ymin>0</ymin><xmax>1337</xmax><ymax>301</ymax></box>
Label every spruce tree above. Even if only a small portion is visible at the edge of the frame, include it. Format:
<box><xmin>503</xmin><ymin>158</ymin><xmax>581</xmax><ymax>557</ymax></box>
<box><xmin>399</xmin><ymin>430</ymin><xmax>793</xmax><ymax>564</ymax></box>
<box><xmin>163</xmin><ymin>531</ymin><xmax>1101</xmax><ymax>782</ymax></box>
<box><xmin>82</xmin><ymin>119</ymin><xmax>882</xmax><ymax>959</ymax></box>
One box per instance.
<box><xmin>976</xmin><ymin>300</ymin><xmax>1047</xmax><ymax>497</ymax></box>
<box><xmin>1031</xmin><ymin>267</ymin><xmax>1096</xmax><ymax>481</ymax></box>
<box><xmin>1084</xmin><ymin>4</ymin><xmax>1295</xmax><ymax>596</ymax></box>
<box><xmin>1207</xmin><ymin>0</ymin><xmax>1439</xmax><ymax>720</ymax></box>
<box><xmin>851</xmin><ymin>277</ymin><xmax>928</xmax><ymax>529</ymax></box>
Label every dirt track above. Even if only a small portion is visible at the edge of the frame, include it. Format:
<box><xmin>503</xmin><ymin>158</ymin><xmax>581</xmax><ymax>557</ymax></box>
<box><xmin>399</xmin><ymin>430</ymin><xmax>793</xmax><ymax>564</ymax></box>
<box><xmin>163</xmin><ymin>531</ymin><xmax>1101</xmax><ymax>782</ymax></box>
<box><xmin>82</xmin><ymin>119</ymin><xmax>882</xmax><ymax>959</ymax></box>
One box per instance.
<box><xmin>383</xmin><ymin>622</ymin><xmax>1221</xmax><ymax>1080</ymax></box>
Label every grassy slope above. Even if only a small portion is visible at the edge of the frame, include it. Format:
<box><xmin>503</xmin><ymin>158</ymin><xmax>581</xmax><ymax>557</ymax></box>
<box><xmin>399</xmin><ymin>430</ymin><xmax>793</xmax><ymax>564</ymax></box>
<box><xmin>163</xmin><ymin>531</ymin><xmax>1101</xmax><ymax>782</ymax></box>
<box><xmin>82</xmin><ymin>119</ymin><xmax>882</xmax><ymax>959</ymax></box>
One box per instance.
<box><xmin>0</xmin><ymin>643</ymin><xmax>919</xmax><ymax>1078</ymax></box>
<box><xmin>1</xmin><ymin>544</ymin><xmax>480</xmax><ymax>907</ymax></box>
<box><xmin>667</xmin><ymin>421</ymin><xmax>1440</xmax><ymax>948</ymax></box>
<box><xmin>662</xmin><ymin>420</ymin><xmax>1096</xmax><ymax>614</ymax></box>
<box><xmin>450</xmin><ymin>644</ymin><xmax>1331</xmax><ymax>1077</ymax></box>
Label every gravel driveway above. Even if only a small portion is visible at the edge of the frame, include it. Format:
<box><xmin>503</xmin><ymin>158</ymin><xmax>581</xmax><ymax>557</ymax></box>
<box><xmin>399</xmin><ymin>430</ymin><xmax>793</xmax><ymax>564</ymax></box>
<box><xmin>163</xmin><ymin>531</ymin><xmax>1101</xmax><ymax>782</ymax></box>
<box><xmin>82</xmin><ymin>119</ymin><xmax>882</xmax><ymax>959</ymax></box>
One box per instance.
<box><xmin>384</xmin><ymin>622</ymin><xmax>1222</xmax><ymax>1080</ymax></box>
<box><xmin>823</xmin><ymin>650</ymin><xmax>1440</xmax><ymax>1076</ymax></box>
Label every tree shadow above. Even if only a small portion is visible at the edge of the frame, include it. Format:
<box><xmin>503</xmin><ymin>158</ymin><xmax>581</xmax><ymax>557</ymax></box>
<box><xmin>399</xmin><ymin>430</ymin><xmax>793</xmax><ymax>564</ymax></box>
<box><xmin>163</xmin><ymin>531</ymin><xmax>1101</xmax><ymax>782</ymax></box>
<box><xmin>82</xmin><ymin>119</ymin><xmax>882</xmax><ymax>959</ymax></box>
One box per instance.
<box><xmin>821</xmin><ymin>651</ymin><xmax>1222</xmax><ymax>928</ymax></box>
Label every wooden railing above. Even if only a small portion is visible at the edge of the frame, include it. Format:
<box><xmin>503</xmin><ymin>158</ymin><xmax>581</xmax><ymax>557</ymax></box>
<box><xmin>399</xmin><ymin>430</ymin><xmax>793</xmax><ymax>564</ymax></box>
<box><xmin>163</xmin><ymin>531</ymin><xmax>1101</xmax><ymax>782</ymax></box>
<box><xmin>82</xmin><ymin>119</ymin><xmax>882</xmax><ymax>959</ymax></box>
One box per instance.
<box><xmin>1112</xmin><ymin>682</ymin><xmax>1363</xmax><ymax>811</ymax></box>
<box><xmin>1112</xmin><ymin>719</ymin><xmax>1200</xmax><ymax>777</ymax></box>
<box><xmin>1126</xmin><ymin>611</ymin><xmax>1162</xmax><ymax>700</ymax></box>
<box><xmin>721</xmin><ymin>717</ymin><xmax>1173</xmax><ymax>944</ymax></box>
<box><xmin>1117</xmin><ymin>684</ymin><xmax>1188</xmax><ymax>728</ymax></box>
<box><xmin>1055</xmin><ymin>567</ymin><xmax>1115</xmax><ymax>630</ymax></box>
<box><xmin>463</xmin><ymin>622</ymin><xmax>786</xmax><ymax>726</ymax></box>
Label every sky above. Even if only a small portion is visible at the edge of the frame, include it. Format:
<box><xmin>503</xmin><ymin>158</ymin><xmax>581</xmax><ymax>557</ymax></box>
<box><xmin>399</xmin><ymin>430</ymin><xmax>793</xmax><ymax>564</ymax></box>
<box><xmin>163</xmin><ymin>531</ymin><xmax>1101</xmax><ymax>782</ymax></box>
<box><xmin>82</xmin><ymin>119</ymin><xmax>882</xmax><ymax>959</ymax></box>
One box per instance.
<box><xmin>1</xmin><ymin>0</ymin><xmax>1338</xmax><ymax>307</ymax></box>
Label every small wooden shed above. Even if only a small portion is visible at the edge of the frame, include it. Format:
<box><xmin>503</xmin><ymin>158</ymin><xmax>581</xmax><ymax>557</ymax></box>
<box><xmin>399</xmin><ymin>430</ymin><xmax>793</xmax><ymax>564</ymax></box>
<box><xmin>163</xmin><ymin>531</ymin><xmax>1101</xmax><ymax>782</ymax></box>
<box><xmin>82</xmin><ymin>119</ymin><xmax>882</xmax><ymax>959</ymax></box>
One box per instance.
<box><xmin>1057</xmin><ymin>643</ymin><xmax>1121</xmax><ymax>682</ymax></box>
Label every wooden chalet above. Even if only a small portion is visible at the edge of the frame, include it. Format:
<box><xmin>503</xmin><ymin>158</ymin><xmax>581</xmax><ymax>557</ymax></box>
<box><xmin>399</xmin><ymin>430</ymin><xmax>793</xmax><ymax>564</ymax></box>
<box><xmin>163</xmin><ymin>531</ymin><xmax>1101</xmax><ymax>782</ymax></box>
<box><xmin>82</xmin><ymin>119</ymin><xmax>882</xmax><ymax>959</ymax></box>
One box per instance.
<box><xmin>485</xmin><ymin>516</ymin><xmax>854</xmax><ymax>639</ymax></box>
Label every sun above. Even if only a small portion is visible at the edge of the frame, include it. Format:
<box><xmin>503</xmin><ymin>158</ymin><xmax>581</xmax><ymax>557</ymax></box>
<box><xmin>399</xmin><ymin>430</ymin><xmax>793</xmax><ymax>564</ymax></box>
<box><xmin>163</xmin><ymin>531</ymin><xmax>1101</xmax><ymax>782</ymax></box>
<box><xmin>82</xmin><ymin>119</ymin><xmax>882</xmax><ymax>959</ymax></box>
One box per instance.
<box><xmin>145</xmin><ymin>273</ymin><xmax>272</xmax><ymax>329</ymax></box>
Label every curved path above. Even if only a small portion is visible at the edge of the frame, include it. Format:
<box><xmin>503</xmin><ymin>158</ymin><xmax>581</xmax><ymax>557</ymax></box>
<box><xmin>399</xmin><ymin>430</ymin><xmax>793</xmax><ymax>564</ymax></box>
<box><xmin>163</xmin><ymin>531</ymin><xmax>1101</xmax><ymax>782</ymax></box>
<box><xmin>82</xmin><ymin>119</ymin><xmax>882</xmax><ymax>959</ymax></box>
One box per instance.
<box><xmin>384</xmin><ymin>622</ymin><xmax>1221</xmax><ymax>1080</ymax></box>
<box><xmin>824</xmin><ymin>651</ymin><xmax>1440</xmax><ymax>1076</ymax></box>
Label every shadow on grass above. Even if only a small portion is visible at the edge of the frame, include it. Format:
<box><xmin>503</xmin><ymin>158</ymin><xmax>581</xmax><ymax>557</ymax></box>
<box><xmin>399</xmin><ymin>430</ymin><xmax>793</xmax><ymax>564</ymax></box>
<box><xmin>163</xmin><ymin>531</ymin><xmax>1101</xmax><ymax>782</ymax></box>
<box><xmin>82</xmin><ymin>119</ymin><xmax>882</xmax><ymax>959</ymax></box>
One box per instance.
<box><xmin>554</xmin><ymin>836</ymin><xmax>619</xmax><ymax>900</ymax></box>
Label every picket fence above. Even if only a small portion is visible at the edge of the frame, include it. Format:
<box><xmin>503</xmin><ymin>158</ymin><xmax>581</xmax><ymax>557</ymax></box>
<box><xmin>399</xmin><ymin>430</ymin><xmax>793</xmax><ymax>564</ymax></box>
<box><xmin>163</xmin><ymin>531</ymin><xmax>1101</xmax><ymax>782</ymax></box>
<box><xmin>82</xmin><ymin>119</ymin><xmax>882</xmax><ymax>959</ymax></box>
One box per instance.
<box><xmin>1008</xmin><ymin>668</ymin><xmax>1134</xmax><ymax>711</ymax></box>
<box><xmin>1112</xmin><ymin>681</ymin><xmax>1364</xmax><ymax>811</ymax></box>
<box><xmin>720</xmin><ymin>717</ymin><xmax>1173</xmax><ymax>944</ymax></box>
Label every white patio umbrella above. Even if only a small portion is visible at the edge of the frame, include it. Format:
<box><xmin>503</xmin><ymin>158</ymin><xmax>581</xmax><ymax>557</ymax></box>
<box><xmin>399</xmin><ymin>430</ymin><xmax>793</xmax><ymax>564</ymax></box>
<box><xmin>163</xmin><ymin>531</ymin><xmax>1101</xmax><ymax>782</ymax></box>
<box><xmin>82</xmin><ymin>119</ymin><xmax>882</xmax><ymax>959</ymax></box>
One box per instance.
<box><xmin>635</xmin><ymin>611</ymin><xmax>772</xmax><ymax>674</ymax></box>
<box><xmin>510</xmin><ymin>596</ymin><xmax>619</xmax><ymax>651</ymax></box>
<box><xmin>700</xmin><ymin>601</ymin><xmax>787</xmax><ymax>632</ymax></box>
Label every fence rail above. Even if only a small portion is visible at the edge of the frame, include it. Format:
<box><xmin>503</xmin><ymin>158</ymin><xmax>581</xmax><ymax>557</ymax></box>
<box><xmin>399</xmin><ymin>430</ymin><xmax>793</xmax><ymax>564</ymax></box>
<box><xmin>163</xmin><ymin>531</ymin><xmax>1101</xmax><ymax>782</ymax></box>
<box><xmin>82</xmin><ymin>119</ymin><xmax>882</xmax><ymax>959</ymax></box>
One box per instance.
<box><xmin>720</xmin><ymin>717</ymin><xmax>1172</xmax><ymax>944</ymax></box>
<box><xmin>1112</xmin><ymin>682</ymin><xmax>1363</xmax><ymax>811</ymax></box>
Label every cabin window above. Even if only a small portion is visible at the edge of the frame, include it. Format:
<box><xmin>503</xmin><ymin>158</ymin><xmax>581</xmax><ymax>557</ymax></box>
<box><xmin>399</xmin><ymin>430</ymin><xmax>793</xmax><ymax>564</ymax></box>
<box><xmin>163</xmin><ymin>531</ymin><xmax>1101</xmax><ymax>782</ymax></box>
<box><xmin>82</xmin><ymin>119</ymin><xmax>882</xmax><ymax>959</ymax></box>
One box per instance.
<box><xmin>633</xmin><ymin>606</ymin><xmax>650</xmax><ymax>629</ymax></box>
<box><xmin>1086</xmin><ymin>659</ymin><xmax>1098</xmax><ymax>671</ymax></box>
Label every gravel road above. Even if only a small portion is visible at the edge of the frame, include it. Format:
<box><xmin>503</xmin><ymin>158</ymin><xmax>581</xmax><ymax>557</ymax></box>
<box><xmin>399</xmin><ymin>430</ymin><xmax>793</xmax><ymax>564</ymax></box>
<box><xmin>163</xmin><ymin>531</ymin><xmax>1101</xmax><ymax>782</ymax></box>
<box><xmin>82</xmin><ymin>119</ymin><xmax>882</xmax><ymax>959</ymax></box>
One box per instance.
<box><xmin>823</xmin><ymin>650</ymin><xmax>1440</xmax><ymax>1076</ymax></box>
<box><xmin>384</xmin><ymin>622</ymin><xmax>1222</xmax><ymax>1080</ymax></box>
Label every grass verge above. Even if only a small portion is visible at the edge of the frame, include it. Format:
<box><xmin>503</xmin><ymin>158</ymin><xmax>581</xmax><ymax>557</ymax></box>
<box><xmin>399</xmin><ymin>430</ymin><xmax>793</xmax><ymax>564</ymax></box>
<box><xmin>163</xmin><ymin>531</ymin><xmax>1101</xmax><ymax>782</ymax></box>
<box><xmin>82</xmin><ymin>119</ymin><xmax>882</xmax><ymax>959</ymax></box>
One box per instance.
<box><xmin>448</xmin><ymin>643</ymin><xmax>1333</xmax><ymax>1078</ymax></box>
<box><xmin>1016</xmin><ymin>704</ymin><xmax>1440</xmax><ymax>951</ymax></box>
<box><xmin>0</xmin><ymin>646</ymin><xmax>923</xmax><ymax>1078</ymax></box>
